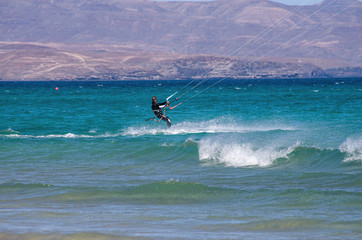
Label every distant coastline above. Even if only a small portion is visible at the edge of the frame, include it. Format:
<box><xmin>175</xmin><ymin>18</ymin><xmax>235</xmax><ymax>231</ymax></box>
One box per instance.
<box><xmin>1</xmin><ymin>42</ymin><xmax>361</xmax><ymax>81</ymax></box>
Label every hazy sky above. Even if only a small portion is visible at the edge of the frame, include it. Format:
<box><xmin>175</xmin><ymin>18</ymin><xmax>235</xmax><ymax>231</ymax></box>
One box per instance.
<box><xmin>271</xmin><ymin>0</ymin><xmax>322</xmax><ymax>5</ymax></box>
<box><xmin>155</xmin><ymin>0</ymin><xmax>324</xmax><ymax>5</ymax></box>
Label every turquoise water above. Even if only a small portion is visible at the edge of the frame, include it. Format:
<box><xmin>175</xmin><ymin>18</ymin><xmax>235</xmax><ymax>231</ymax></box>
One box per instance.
<box><xmin>0</xmin><ymin>79</ymin><xmax>361</xmax><ymax>239</ymax></box>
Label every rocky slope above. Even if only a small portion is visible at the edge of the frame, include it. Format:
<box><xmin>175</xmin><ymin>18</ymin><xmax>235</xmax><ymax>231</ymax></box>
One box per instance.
<box><xmin>1</xmin><ymin>42</ymin><xmax>359</xmax><ymax>81</ymax></box>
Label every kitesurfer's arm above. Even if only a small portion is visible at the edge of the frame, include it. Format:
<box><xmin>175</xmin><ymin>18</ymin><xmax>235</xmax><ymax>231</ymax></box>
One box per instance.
<box><xmin>157</xmin><ymin>101</ymin><xmax>168</xmax><ymax>108</ymax></box>
<box><xmin>169</xmin><ymin>101</ymin><xmax>182</xmax><ymax>110</ymax></box>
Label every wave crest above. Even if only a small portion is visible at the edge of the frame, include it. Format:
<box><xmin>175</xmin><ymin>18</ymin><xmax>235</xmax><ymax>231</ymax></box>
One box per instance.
<box><xmin>198</xmin><ymin>137</ymin><xmax>362</xmax><ymax>169</ymax></box>
<box><xmin>339</xmin><ymin>137</ymin><xmax>362</xmax><ymax>162</ymax></box>
<box><xmin>198</xmin><ymin>138</ymin><xmax>298</xmax><ymax>167</ymax></box>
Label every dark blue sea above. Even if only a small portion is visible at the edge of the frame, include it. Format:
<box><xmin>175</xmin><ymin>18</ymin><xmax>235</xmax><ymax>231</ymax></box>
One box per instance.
<box><xmin>1</xmin><ymin>78</ymin><xmax>361</xmax><ymax>239</ymax></box>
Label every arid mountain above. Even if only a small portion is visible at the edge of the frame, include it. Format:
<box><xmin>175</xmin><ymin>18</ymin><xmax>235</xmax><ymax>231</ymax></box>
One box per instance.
<box><xmin>2</xmin><ymin>41</ymin><xmax>360</xmax><ymax>81</ymax></box>
<box><xmin>0</xmin><ymin>0</ymin><xmax>361</xmax><ymax>80</ymax></box>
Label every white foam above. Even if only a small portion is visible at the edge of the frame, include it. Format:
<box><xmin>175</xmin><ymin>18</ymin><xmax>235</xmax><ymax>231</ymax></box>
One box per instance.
<box><xmin>123</xmin><ymin>118</ymin><xmax>296</xmax><ymax>136</ymax></box>
<box><xmin>198</xmin><ymin>138</ymin><xmax>298</xmax><ymax>167</ymax></box>
<box><xmin>2</xmin><ymin>132</ymin><xmax>123</xmax><ymax>139</ymax></box>
<box><xmin>339</xmin><ymin>137</ymin><xmax>362</xmax><ymax>162</ymax></box>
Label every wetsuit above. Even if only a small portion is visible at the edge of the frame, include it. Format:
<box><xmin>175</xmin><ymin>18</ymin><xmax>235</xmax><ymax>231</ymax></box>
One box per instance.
<box><xmin>152</xmin><ymin>101</ymin><xmax>171</xmax><ymax>128</ymax></box>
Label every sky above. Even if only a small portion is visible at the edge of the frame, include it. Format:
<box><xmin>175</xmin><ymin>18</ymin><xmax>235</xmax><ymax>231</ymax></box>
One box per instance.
<box><xmin>155</xmin><ymin>0</ymin><xmax>361</xmax><ymax>5</ymax></box>
<box><xmin>154</xmin><ymin>0</ymin><xmax>324</xmax><ymax>5</ymax></box>
<box><xmin>271</xmin><ymin>0</ymin><xmax>322</xmax><ymax>5</ymax></box>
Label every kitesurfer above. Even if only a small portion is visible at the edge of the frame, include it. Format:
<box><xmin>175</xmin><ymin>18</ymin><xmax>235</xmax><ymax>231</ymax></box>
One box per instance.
<box><xmin>151</xmin><ymin>96</ymin><xmax>172</xmax><ymax>128</ymax></box>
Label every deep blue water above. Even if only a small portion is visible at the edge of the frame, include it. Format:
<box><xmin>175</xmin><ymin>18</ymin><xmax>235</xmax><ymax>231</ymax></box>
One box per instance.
<box><xmin>1</xmin><ymin>78</ymin><xmax>361</xmax><ymax>239</ymax></box>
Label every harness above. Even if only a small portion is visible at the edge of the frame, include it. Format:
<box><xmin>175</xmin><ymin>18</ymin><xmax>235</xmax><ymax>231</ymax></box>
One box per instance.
<box><xmin>153</xmin><ymin>105</ymin><xmax>167</xmax><ymax>122</ymax></box>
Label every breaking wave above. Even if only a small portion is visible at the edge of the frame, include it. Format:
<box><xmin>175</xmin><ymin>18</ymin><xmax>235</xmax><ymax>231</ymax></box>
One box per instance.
<box><xmin>198</xmin><ymin>138</ymin><xmax>299</xmax><ymax>167</ymax></box>
<box><xmin>339</xmin><ymin>137</ymin><xmax>362</xmax><ymax>162</ymax></box>
<box><xmin>197</xmin><ymin>137</ymin><xmax>362</xmax><ymax>168</ymax></box>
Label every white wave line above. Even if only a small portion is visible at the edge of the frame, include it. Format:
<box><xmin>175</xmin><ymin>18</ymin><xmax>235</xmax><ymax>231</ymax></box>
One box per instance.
<box><xmin>1</xmin><ymin>132</ymin><xmax>124</xmax><ymax>139</ymax></box>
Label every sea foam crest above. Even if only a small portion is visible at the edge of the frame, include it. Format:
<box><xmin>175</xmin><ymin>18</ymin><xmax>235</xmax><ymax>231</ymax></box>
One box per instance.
<box><xmin>339</xmin><ymin>137</ymin><xmax>362</xmax><ymax>162</ymax></box>
<box><xmin>123</xmin><ymin>118</ymin><xmax>296</xmax><ymax>136</ymax></box>
<box><xmin>198</xmin><ymin>138</ymin><xmax>298</xmax><ymax>167</ymax></box>
<box><xmin>2</xmin><ymin>132</ymin><xmax>123</xmax><ymax>139</ymax></box>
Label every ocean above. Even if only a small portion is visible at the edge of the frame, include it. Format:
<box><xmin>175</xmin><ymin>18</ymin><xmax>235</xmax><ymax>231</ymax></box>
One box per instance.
<box><xmin>0</xmin><ymin>78</ymin><xmax>361</xmax><ymax>240</ymax></box>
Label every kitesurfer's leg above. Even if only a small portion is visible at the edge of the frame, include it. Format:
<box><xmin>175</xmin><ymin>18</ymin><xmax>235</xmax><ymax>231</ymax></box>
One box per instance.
<box><xmin>163</xmin><ymin>116</ymin><xmax>171</xmax><ymax>128</ymax></box>
<box><xmin>160</xmin><ymin>116</ymin><xmax>171</xmax><ymax>128</ymax></box>
<box><xmin>156</xmin><ymin>114</ymin><xmax>171</xmax><ymax>128</ymax></box>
